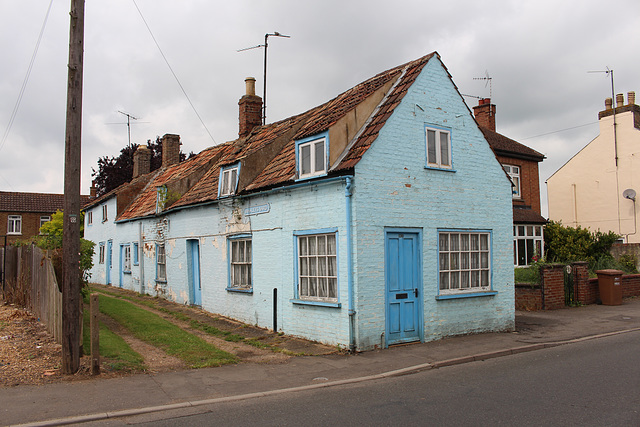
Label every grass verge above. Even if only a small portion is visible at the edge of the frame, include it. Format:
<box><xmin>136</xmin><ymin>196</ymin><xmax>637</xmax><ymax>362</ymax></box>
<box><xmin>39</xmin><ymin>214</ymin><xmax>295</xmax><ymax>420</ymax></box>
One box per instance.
<box><xmin>92</xmin><ymin>287</ymin><xmax>300</xmax><ymax>355</ymax></box>
<box><xmin>82</xmin><ymin>308</ymin><xmax>146</xmax><ymax>371</ymax></box>
<box><xmin>98</xmin><ymin>295</ymin><xmax>237</xmax><ymax>368</ymax></box>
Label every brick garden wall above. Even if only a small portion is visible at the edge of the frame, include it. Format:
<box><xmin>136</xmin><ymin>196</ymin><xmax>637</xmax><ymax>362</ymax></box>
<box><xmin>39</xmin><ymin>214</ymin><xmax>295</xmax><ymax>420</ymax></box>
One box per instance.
<box><xmin>516</xmin><ymin>262</ymin><xmax>640</xmax><ymax>310</ymax></box>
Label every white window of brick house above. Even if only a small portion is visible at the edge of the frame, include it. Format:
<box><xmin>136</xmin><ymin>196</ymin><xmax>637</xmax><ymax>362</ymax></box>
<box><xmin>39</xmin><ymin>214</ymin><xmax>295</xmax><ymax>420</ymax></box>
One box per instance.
<box><xmin>99</xmin><ymin>242</ymin><xmax>105</xmax><ymax>264</ymax></box>
<box><xmin>7</xmin><ymin>215</ymin><xmax>22</xmax><ymax>235</ymax></box>
<box><xmin>425</xmin><ymin>126</ymin><xmax>452</xmax><ymax>169</ymax></box>
<box><xmin>102</xmin><ymin>204</ymin><xmax>108</xmax><ymax>222</ymax></box>
<box><xmin>296</xmin><ymin>135</ymin><xmax>327</xmax><ymax>179</ymax></box>
<box><xmin>39</xmin><ymin>216</ymin><xmax>51</xmax><ymax>233</ymax></box>
<box><xmin>503</xmin><ymin>165</ymin><xmax>521</xmax><ymax>198</ymax></box>
<box><xmin>438</xmin><ymin>231</ymin><xmax>491</xmax><ymax>294</ymax></box>
<box><xmin>87</xmin><ymin>211</ymin><xmax>93</xmax><ymax>225</ymax></box>
<box><xmin>514</xmin><ymin>225</ymin><xmax>544</xmax><ymax>266</ymax></box>
<box><xmin>228</xmin><ymin>237</ymin><xmax>252</xmax><ymax>291</ymax></box>
<box><xmin>296</xmin><ymin>232</ymin><xmax>338</xmax><ymax>302</ymax></box>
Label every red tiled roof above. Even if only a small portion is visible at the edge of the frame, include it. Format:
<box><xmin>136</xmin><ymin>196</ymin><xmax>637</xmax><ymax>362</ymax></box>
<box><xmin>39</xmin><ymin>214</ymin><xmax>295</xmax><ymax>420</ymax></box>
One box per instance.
<box><xmin>113</xmin><ymin>52</ymin><xmax>443</xmax><ymax>220</ymax></box>
<box><xmin>0</xmin><ymin>191</ymin><xmax>91</xmax><ymax>213</ymax></box>
<box><xmin>480</xmin><ymin>127</ymin><xmax>545</xmax><ymax>162</ymax></box>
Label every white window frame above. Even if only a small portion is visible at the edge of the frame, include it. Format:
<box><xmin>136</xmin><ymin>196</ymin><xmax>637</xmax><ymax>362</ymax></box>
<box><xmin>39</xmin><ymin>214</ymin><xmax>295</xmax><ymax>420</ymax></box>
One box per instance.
<box><xmin>39</xmin><ymin>216</ymin><xmax>51</xmax><ymax>233</ymax></box>
<box><xmin>102</xmin><ymin>204</ymin><xmax>108</xmax><ymax>222</ymax></box>
<box><xmin>425</xmin><ymin>126</ymin><xmax>452</xmax><ymax>169</ymax></box>
<box><xmin>503</xmin><ymin>164</ymin><xmax>521</xmax><ymax>199</ymax></box>
<box><xmin>99</xmin><ymin>242</ymin><xmax>105</xmax><ymax>264</ymax></box>
<box><xmin>297</xmin><ymin>136</ymin><xmax>327</xmax><ymax>179</ymax></box>
<box><xmin>438</xmin><ymin>231</ymin><xmax>491</xmax><ymax>294</ymax></box>
<box><xmin>296</xmin><ymin>231</ymin><xmax>338</xmax><ymax>302</ymax></box>
<box><xmin>220</xmin><ymin>165</ymin><xmax>240</xmax><ymax>197</ymax></box>
<box><xmin>228</xmin><ymin>237</ymin><xmax>252</xmax><ymax>290</ymax></box>
<box><xmin>86</xmin><ymin>211</ymin><xmax>93</xmax><ymax>225</ymax></box>
<box><xmin>123</xmin><ymin>245</ymin><xmax>131</xmax><ymax>273</ymax></box>
<box><xmin>7</xmin><ymin>215</ymin><xmax>22</xmax><ymax>235</ymax></box>
<box><xmin>514</xmin><ymin>225</ymin><xmax>544</xmax><ymax>267</ymax></box>
<box><xmin>156</xmin><ymin>243</ymin><xmax>166</xmax><ymax>281</ymax></box>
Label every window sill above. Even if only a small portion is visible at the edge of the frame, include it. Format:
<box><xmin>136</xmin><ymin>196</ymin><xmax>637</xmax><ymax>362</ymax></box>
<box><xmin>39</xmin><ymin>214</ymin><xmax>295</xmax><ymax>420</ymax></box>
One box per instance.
<box><xmin>123</xmin><ymin>270</ymin><xmax>131</xmax><ymax>275</ymax></box>
<box><xmin>424</xmin><ymin>165</ymin><xmax>456</xmax><ymax>172</ymax></box>
<box><xmin>290</xmin><ymin>299</ymin><xmax>341</xmax><ymax>308</ymax></box>
<box><xmin>156</xmin><ymin>279</ymin><xmax>167</xmax><ymax>284</ymax></box>
<box><xmin>7</xmin><ymin>233</ymin><xmax>22</xmax><ymax>236</ymax></box>
<box><xmin>436</xmin><ymin>291</ymin><xmax>497</xmax><ymax>300</ymax></box>
<box><xmin>226</xmin><ymin>287</ymin><xmax>253</xmax><ymax>294</ymax></box>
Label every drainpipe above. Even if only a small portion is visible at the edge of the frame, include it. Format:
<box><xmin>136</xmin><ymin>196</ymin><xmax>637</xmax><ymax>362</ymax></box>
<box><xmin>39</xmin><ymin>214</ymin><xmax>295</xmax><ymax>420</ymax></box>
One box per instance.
<box><xmin>345</xmin><ymin>177</ymin><xmax>356</xmax><ymax>352</ymax></box>
<box><xmin>139</xmin><ymin>222</ymin><xmax>145</xmax><ymax>294</ymax></box>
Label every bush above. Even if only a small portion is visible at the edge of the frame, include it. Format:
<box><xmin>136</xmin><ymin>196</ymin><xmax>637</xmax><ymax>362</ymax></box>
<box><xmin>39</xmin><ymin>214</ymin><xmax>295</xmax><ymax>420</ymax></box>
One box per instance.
<box><xmin>544</xmin><ymin>221</ymin><xmax>620</xmax><ymax>272</ymax></box>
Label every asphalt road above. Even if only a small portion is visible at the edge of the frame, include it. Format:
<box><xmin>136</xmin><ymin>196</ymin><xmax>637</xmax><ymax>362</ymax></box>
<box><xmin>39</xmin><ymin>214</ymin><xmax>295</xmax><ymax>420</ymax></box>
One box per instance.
<box><xmin>94</xmin><ymin>331</ymin><xmax>640</xmax><ymax>426</ymax></box>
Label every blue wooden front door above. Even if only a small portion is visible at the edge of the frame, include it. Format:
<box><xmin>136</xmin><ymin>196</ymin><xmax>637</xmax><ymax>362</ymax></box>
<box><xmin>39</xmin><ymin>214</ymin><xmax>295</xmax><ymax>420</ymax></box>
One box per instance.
<box><xmin>106</xmin><ymin>240</ymin><xmax>113</xmax><ymax>285</ymax></box>
<box><xmin>187</xmin><ymin>240</ymin><xmax>202</xmax><ymax>306</ymax></box>
<box><xmin>385</xmin><ymin>231</ymin><xmax>422</xmax><ymax>345</ymax></box>
<box><xmin>119</xmin><ymin>245</ymin><xmax>124</xmax><ymax>288</ymax></box>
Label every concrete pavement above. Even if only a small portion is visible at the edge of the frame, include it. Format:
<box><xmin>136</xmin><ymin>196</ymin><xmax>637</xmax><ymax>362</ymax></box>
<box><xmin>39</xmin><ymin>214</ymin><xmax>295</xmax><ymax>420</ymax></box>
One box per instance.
<box><xmin>3</xmin><ymin>298</ymin><xmax>640</xmax><ymax>426</ymax></box>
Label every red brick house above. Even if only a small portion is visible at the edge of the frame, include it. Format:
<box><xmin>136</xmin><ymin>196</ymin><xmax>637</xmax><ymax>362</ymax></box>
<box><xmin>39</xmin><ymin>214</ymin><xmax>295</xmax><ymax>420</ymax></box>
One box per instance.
<box><xmin>0</xmin><ymin>191</ymin><xmax>92</xmax><ymax>244</ymax></box>
<box><xmin>473</xmin><ymin>99</ymin><xmax>547</xmax><ymax>266</ymax></box>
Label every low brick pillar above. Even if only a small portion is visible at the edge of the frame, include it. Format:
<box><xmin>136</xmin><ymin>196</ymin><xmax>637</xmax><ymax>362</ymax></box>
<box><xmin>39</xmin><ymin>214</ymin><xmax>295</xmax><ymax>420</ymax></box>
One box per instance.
<box><xmin>540</xmin><ymin>264</ymin><xmax>565</xmax><ymax>310</ymax></box>
<box><xmin>622</xmin><ymin>274</ymin><xmax>640</xmax><ymax>298</ymax></box>
<box><xmin>572</xmin><ymin>261</ymin><xmax>594</xmax><ymax>305</ymax></box>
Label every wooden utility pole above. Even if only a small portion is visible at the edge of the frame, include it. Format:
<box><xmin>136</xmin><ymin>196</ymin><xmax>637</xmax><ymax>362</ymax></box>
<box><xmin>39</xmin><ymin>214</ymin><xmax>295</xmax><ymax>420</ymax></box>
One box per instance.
<box><xmin>62</xmin><ymin>0</ymin><xmax>85</xmax><ymax>374</ymax></box>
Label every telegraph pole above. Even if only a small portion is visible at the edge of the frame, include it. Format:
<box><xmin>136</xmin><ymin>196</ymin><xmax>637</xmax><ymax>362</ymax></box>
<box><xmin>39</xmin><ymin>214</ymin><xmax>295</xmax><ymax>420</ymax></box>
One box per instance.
<box><xmin>62</xmin><ymin>0</ymin><xmax>85</xmax><ymax>374</ymax></box>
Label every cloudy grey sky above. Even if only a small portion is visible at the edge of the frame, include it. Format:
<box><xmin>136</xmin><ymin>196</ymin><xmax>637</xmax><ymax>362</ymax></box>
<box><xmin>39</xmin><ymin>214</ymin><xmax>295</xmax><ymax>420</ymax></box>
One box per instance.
<box><xmin>1</xmin><ymin>0</ymin><xmax>638</xmax><ymax>216</ymax></box>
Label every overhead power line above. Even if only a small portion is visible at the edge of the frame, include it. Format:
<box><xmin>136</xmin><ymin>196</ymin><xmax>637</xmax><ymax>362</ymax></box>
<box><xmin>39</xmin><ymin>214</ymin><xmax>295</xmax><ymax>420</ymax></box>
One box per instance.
<box><xmin>521</xmin><ymin>121</ymin><xmax>598</xmax><ymax>140</ymax></box>
<box><xmin>132</xmin><ymin>0</ymin><xmax>216</xmax><ymax>145</ymax></box>
<box><xmin>0</xmin><ymin>0</ymin><xmax>54</xmax><ymax>155</ymax></box>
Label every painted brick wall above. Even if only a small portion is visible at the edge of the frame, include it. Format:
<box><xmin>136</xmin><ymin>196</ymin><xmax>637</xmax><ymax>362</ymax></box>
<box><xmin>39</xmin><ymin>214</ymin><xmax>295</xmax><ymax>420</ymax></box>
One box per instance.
<box><xmin>85</xmin><ymin>197</ymin><xmax>118</xmax><ymax>286</ymax></box>
<box><xmin>351</xmin><ymin>56</ymin><xmax>515</xmax><ymax>349</ymax></box>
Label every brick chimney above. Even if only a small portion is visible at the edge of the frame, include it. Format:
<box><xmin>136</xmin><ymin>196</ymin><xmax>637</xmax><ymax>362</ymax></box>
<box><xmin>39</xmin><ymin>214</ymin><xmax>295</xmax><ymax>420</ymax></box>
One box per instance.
<box><xmin>90</xmin><ymin>180</ymin><xmax>97</xmax><ymax>198</ymax></box>
<box><xmin>161</xmin><ymin>134</ymin><xmax>181</xmax><ymax>167</ymax></box>
<box><xmin>133</xmin><ymin>145</ymin><xmax>152</xmax><ymax>178</ymax></box>
<box><xmin>238</xmin><ymin>77</ymin><xmax>263</xmax><ymax>138</ymax></box>
<box><xmin>473</xmin><ymin>98</ymin><xmax>496</xmax><ymax>131</ymax></box>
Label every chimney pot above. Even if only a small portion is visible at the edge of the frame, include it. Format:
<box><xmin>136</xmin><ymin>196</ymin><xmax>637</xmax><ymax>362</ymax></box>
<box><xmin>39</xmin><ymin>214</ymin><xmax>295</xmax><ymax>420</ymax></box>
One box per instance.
<box><xmin>90</xmin><ymin>180</ymin><xmax>97</xmax><ymax>198</ymax></box>
<box><xmin>616</xmin><ymin>93</ymin><xmax>624</xmax><ymax>107</ymax></box>
<box><xmin>245</xmin><ymin>77</ymin><xmax>256</xmax><ymax>96</ymax></box>
<box><xmin>238</xmin><ymin>77</ymin><xmax>263</xmax><ymax>138</ymax></box>
<box><xmin>605</xmin><ymin>97</ymin><xmax>613</xmax><ymax>110</ymax></box>
<box><xmin>628</xmin><ymin>91</ymin><xmax>636</xmax><ymax>106</ymax></box>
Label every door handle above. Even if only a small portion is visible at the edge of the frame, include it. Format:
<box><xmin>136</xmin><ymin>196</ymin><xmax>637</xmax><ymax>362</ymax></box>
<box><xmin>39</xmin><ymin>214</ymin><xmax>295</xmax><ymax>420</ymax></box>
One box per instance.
<box><xmin>414</xmin><ymin>288</ymin><xmax>418</xmax><ymax>297</ymax></box>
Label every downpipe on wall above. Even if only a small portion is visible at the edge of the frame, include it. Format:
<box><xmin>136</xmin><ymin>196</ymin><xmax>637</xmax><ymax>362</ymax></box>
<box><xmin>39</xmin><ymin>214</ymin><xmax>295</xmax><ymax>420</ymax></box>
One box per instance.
<box><xmin>345</xmin><ymin>176</ymin><xmax>356</xmax><ymax>353</ymax></box>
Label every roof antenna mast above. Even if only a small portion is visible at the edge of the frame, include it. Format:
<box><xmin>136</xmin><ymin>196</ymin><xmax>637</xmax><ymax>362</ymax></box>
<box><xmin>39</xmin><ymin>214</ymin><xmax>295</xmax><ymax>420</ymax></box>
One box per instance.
<box><xmin>238</xmin><ymin>32</ymin><xmax>290</xmax><ymax>125</ymax></box>
<box><xmin>117</xmin><ymin>110</ymin><xmax>139</xmax><ymax>147</ymax></box>
<box><xmin>473</xmin><ymin>70</ymin><xmax>492</xmax><ymax>99</ymax></box>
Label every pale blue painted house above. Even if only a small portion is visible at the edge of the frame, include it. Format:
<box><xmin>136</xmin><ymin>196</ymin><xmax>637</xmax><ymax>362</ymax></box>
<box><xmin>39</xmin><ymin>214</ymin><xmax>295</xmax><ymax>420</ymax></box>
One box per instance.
<box><xmin>84</xmin><ymin>52</ymin><xmax>515</xmax><ymax>351</ymax></box>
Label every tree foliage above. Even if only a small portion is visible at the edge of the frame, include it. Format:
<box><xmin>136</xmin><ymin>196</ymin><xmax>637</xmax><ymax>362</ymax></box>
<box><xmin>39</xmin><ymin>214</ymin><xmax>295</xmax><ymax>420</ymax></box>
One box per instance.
<box><xmin>37</xmin><ymin>210</ymin><xmax>95</xmax><ymax>285</ymax></box>
<box><xmin>544</xmin><ymin>220</ymin><xmax>620</xmax><ymax>268</ymax></box>
<box><xmin>91</xmin><ymin>137</ymin><xmax>190</xmax><ymax>197</ymax></box>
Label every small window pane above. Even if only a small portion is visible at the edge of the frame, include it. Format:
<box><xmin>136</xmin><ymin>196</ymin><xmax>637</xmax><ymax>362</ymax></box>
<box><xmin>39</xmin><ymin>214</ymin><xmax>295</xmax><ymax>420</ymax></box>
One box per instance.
<box><xmin>314</xmin><ymin>141</ymin><xmax>325</xmax><ymax>173</ymax></box>
<box><xmin>427</xmin><ymin>130</ymin><xmax>437</xmax><ymax>164</ymax></box>
<box><xmin>439</xmin><ymin>233</ymin><xmax>449</xmax><ymax>251</ymax></box>
<box><xmin>301</xmin><ymin>145</ymin><xmax>311</xmax><ymax>175</ymax></box>
<box><xmin>440</xmin><ymin>132</ymin><xmax>450</xmax><ymax>166</ymax></box>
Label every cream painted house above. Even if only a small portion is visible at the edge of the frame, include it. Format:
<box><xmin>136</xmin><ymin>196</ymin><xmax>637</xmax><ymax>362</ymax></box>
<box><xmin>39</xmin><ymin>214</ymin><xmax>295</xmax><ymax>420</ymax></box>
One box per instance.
<box><xmin>547</xmin><ymin>91</ymin><xmax>640</xmax><ymax>243</ymax></box>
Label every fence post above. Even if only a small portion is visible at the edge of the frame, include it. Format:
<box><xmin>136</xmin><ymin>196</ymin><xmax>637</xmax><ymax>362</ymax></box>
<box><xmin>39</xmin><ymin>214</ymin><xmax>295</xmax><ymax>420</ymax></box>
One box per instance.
<box><xmin>90</xmin><ymin>293</ymin><xmax>100</xmax><ymax>375</ymax></box>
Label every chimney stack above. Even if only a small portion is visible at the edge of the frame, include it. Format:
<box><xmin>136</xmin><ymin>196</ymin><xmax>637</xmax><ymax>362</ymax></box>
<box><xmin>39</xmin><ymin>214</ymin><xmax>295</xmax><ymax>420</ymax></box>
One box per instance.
<box><xmin>133</xmin><ymin>145</ymin><xmax>152</xmax><ymax>177</ymax></box>
<box><xmin>628</xmin><ymin>91</ymin><xmax>636</xmax><ymax>106</ymax></box>
<box><xmin>238</xmin><ymin>77</ymin><xmax>263</xmax><ymax>139</ymax></box>
<box><xmin>473</xmin><ymin>98</ymin><xmax>496</xmax><ymax>131</ymax></box>
<box><xmin>161</xmin><ymin>134</ymin><xmax>181</xmax><ymax>167</ymax></box>
<box><xmin>90</xmin><ymin>180</ymin><xmax>97</xmax><ymax>198</ymax></box>
<box><xmin>616</xmin><ymin>93</ymin><xmax>624</xmax><ymax>108</ymax></box>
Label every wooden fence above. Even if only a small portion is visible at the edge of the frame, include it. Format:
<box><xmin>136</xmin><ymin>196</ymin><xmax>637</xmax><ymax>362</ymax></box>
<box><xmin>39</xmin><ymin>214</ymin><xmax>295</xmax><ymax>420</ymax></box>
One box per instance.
<box><xmin>1</xmin><ymin>245</ymin><xmax>62</xmax><ymax>343</ymax></box>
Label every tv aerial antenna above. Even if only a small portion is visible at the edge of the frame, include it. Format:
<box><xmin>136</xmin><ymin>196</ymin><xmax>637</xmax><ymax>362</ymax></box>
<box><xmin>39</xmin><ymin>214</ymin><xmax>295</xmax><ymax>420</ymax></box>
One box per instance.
<box><xmin>106</xmin><ymin>110</ymin><xmax>147</xmax><ymax>146</ymax></box>
<box><xmin>473</xmin><ymin>70</ymin><xmax>492</xmax><ymax>98</ymax></box>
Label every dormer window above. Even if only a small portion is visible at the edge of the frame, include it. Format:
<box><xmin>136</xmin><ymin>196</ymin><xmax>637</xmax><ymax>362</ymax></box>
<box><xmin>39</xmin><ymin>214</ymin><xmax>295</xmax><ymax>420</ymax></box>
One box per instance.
<box><xmin>220</xmin><ymin>164</ymin><xmax>240</xmax><ymax>197</ymax></box>
<box><xmin>296</xmin><ymin>133</ymin><xmax>328</xmax><ymax>179</ymax></box>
